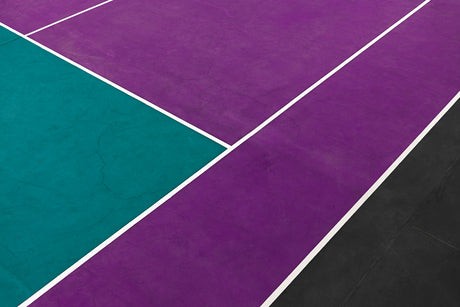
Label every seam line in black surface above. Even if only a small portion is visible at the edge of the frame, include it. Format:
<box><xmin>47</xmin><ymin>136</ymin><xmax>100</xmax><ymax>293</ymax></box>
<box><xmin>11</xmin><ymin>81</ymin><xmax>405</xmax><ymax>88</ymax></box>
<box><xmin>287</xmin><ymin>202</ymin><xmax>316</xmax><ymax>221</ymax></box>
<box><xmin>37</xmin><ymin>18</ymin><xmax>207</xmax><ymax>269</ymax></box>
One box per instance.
<box><xmin>411</xmin><ymin>226</ymin><xmax>459</xmax><ymax>251</ymax></box>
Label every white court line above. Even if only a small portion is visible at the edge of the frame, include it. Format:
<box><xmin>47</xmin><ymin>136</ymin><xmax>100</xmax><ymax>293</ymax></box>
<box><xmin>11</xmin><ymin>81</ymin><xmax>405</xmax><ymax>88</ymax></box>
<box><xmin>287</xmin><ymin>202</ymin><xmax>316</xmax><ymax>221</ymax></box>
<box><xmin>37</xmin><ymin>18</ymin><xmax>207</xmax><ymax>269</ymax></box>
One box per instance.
<box><xmin>261</xmin><ymin>90</ymin><xmax>460</xmax><ymax>306</ymax></box>
<box><xmin>15</xmin><ymin>0</ymin><xmax>430</xmax><ymax>305</ymax></box>
<box><xmin>0</xmin><ymin>23</ymin><xmax>230</xmax><ymax>149</ymax></box>
<box><xmin>25</xmin><ymin>0</ymin><xmax>114</xmax><ymax>36</ymax></box>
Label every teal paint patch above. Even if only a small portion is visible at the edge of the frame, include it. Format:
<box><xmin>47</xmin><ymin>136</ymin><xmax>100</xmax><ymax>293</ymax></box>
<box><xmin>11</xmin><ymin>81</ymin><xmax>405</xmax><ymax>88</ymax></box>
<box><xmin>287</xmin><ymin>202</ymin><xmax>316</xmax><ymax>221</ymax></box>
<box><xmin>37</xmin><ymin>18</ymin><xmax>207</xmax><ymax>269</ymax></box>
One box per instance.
<box><xmin>0</xmin><ymin>26</ymin><xmax>224</xmax><ymax>306</ymax></box>
<box><xmin>0</xmin><ymin>25</ymin><xmax>18</xmax><ymax>45</ymax></box>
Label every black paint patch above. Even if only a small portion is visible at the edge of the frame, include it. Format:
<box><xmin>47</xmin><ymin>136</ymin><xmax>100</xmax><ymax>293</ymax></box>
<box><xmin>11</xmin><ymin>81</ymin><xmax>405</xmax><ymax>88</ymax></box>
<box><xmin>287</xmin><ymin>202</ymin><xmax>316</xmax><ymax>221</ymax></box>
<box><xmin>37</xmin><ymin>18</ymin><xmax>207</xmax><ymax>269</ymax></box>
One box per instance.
<box><xmin>273</xmin><ymin>99</ymin><xmax>460</xmax><ymax>306</ymax></box>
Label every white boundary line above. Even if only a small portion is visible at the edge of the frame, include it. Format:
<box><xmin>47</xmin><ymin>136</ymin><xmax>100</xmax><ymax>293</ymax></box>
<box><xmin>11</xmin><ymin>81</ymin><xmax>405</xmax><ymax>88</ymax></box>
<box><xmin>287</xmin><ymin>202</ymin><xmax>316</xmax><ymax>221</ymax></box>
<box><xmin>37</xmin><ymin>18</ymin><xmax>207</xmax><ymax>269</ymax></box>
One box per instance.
<box><xmin>14</xmin><ymin>0</ymin><xmax>430</xmax><ymax>305</ymax></box>
<box><xmin>0</xmin><ymin>23</ymin><xmax>231</xmax><ymax>149</ymax></box>
<box><xmin>25</xmin><ymin>0</ymin><xmax>114</xmax><ymax>36</ymax></box>
<box><xmin>261</xmin><ymin>90</ymin><xmax>460</xmax><ymax>306</ymax></box>
<box><xmin>230</xmin><ymin>0</ymin><xmax>431</xmax><ymax>150</ymax></box>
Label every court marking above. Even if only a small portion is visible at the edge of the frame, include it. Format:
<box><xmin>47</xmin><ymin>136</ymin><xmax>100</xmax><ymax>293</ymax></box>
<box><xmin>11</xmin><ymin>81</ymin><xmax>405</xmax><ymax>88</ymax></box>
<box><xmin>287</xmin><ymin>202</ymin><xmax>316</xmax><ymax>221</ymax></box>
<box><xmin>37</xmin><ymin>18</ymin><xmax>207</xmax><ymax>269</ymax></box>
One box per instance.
<box><xmin>25</xmin><ymin>0</ymin><xmax>114</xmax><ymax>36</ymax></box>
<box><xmin>10</xmin><ymin>0</ymin><xmax>431</xmax><ymax>305</ymax></box>
<box><xmin>0</xmin><ymin>23</ymin><xmax>230</xmax><ymax>149</ymax></box>
<box><xmin>261</xmin><ymin>90</ymin><xmax>460</xmax><ymax>306</ymax></box>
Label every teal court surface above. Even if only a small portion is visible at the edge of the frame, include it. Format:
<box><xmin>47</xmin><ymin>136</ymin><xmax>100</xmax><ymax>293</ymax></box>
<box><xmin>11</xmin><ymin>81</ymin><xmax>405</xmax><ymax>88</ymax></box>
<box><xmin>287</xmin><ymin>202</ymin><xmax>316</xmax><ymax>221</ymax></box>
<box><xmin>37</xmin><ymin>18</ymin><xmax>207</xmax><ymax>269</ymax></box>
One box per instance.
<box><xmin>1</xmin><ymin>0</ymin><xmax>459</xmax><ymax>306</ymax></box>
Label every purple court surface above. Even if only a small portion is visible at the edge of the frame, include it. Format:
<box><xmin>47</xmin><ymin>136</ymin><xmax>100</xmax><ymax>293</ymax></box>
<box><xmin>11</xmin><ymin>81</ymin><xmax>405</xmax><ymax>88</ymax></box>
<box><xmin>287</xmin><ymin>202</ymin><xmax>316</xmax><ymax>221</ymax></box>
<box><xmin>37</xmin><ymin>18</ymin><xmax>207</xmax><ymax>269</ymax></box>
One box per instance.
<box><xmin>1</xmin><ymin>0</ymin><xmax>459</xmax><ymax>306</ymax></box>
<box><xmin>30</xmin><ymin>0</ymin><xmax>423</xmax><ymax>144</ymax></box>
<box><xmin>0</xmin><ymin>0</ymin><xmax>106</xmax><ymax>34</ymax></box>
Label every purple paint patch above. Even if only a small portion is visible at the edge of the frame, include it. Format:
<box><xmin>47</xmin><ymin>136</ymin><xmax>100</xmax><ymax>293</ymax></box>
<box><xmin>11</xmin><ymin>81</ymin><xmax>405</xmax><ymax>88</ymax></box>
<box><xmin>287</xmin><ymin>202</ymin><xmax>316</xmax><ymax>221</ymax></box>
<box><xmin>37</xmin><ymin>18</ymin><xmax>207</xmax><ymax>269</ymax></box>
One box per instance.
<box><xmin>0</xmin><ymin>0</ymin><xmax>107</xmax><ymax>34</ymax></box>
<box><xmin>31</xmin><ymin>0</ymin><xmax>422</xmax><ymax>143</ymax></box>
<box><xmin>30</xmin><ymin>0</ymin><xmax>460</xmax><ymax>306</ymax></box>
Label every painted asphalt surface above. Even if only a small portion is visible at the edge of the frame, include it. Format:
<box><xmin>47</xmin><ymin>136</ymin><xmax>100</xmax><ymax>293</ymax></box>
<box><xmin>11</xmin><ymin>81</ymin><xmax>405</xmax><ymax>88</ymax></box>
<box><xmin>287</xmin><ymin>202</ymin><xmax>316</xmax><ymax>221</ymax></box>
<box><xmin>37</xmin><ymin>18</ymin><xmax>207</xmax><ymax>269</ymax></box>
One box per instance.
<box><xmin>30</xmin><ymin>0</ymin><xmax>422</xmax><ymax>144</ymax></box>
<box><xmin>0</xmin><ymin>27</ymin><xmax>224</xmax><ymax>306</ymax></box>
<box><xmin>0</xmin><ymin>0</ymin><xmax>459</xmax><ymax>306</ymax></box>
<box><xmin>0</xmin><ymin>0</ymin><xmax>105</xmax><ymax>34</ymax></box>
<box><xmin>275</xmin><ymin>96</ymin><xmax>460</xmax><ymax>306</ymax></box>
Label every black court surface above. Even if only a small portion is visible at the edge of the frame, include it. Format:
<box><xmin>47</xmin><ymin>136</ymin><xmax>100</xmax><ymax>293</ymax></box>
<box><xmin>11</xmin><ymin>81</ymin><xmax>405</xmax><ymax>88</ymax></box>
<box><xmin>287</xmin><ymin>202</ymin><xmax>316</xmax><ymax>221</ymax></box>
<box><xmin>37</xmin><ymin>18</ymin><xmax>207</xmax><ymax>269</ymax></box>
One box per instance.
<box><xmin>0</xmin><ymin>0</ymin><xmax>459</xmax><ymax>306</ymax></box>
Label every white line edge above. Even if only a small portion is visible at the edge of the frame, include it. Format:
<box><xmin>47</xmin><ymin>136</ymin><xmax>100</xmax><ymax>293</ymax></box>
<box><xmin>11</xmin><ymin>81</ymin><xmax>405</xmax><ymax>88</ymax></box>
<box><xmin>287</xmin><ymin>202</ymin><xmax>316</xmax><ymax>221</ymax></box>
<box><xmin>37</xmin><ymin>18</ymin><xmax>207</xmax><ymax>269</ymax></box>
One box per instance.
<box><xmin>25</xmin><ymin>0</ymin><xmax>114</xmax><ymax>36</ymax></box>
<box><xmin>15</xmin><ymin>0</ymin><xmax>431</xmax><ymax>305</ymax></box>
<box><xmin>0</xmin><ymin>22</ymin><xmax>231</xmax><ymax>149</ymax></box>
<box><xmin>232</xmin><ymin>0</ymin><xmax>431</xmax><ymax>150</ymax></box>
<box><xmin>18</xmin><ymin>149</ymin><xmax>232</xmax><ymax>307</ymax></box>
<box><xmin>261</xmin><ymin>90</ymin><xmax>460</xmax><ymax>307</ymax></box>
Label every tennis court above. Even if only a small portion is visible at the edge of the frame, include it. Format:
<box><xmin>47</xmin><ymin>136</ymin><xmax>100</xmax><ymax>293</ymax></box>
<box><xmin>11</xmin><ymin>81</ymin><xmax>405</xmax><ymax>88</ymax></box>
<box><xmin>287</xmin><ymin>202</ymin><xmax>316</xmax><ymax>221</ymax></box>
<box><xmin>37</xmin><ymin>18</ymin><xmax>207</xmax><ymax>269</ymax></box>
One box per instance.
<box><xmin>1</xmin><ymin>0</ymin><xmax>459</xmax><ymax>306</ymax></box>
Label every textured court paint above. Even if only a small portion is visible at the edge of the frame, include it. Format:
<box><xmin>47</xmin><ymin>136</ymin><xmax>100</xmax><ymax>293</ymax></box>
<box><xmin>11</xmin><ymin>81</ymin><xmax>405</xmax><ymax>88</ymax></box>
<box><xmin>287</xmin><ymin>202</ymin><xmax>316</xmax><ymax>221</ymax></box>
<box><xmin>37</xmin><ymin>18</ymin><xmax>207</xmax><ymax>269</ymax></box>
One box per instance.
<box><xmin>273</xmin><ymin>98</ymin><xmax>460</xmax><ymax>306</ymax></box>
<box><xmin>31</xmin><ymin>0</ymin><xmax>421</xmax><ymax>144</ymax></box>
<box><xmin>31</xmin><ymin>0</ymin><xmax>460</xmax><ymax>306</ymax></box>
<box><xmin>0</xmin><ymin>28</ymin><xmax>224</xmax><ymax>306</ymax></box>
<box><xmin>0</xmin><ymin>0</ymin><xmax>106</xmax><ymax>34</ymax></box>
<box><xmin>0</xmin><ymin>27</ymin><xmax>17</xmax><ymax>45</ymax></box>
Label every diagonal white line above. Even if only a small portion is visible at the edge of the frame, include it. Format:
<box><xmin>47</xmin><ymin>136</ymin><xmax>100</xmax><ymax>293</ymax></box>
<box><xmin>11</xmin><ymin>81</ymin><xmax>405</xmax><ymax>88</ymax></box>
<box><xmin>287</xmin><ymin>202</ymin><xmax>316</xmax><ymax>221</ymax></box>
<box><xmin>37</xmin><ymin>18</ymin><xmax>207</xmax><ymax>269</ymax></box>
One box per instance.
<box><xmin>261</xmin><ymin>90</ymin><xmax>460</xmax><ymax>307</ymax></box>
<box><xmin>233</xmin><ymin>0</ymin><xmax>432</xmax><ymax>151</ymax></box>
<box><xmin>25</xmin><ymin>0</ymin><xmax>114</xmax><ymax>36</ymax></box>
<box><xmin>9</xmin><ymin>0</ymin><xmax>431</xmax><ymax>305</ymax></box>
<box><xmin>0</xmin><ymin>22</ymin><xmax>231</xmax><ymax>149</ymax></box>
